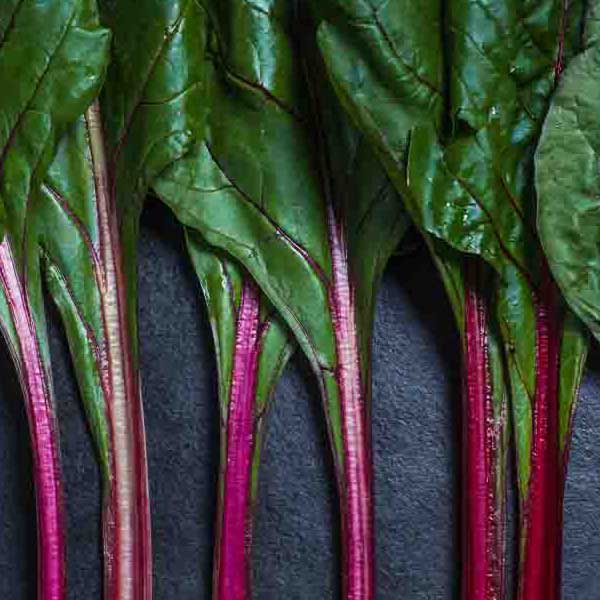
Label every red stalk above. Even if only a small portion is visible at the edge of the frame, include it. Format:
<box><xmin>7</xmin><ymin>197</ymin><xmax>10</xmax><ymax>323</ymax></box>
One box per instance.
<box><xmin>462</xmin><ymin>263</ymin><xmax>504</xmax><ymax>600</ymax></box>
<box><xmin>214</xmin><ymin>278</ymin><xmax>261</xmax><ymax>600</ymax></box>
<box><xmin>518</xmin><ymin>267</ymin><xmax>562</xmax><ymax>600</ymax></box>
<box><xmin>0</xmin><ymin>241</ymin><xmax>66</xmax><ymax>600</ymax></box>
<box><xmin>85</xmin><ymin>102</ymin><xmax>152</xmax><ymax>600</ymax></box>
<box><xmin>518</xmin><ymin>15</ymin><xmax>568</xmax><ymax>598</ymax></box>
<box><xmin>327</xmin><ymin>207</ymin><xmax>373</xmax><ymax>600</ymax></box>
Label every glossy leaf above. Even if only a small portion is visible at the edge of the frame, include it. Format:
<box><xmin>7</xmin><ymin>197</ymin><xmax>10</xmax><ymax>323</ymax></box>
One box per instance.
<box><xmin>97</xmin><ymin>0</ymin><xmax>207</xmax><ymax>358</ymax></box>
<box><xmin>0</xmin><ymin>2</ymin><xmax>109</xmax><ymax>598</ymax></box>
<box><xmin>154</xmin><ymin>2</ymin><xmax>409</xmax><ymax>598</ymax></box>
<box><xmin>316</xmin><ymin>1</ymin><xmax>591</xmax><ymax>599</ymax></box>
<box><xmin>0</xmin><ymin>0</ymin><xmax>207</xmax><ymax>598</ymax></box>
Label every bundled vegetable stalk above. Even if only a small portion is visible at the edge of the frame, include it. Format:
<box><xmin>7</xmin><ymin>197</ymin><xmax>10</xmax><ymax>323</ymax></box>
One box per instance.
<box><xmin>317</xmin><ymin>0</ymin><xmax>591</xmax><ymax>598</ymax></box>
<box><xmin>154</xmin><ymin>2</ymin><xmax>408</xmax><ymax>598</ymax></box>
<box><xmin>3</xmin><ymin>0</ymin><xmax>209</xmax><ymax>596</ymax></box>
<box><xmin>316</xmin><ymin>2</ymin><xmax>510</xmax><ymax>598</ymax></box>
<box><xmin>185</xmin><ymin>233</ymin><xmax>293</xmax><ymax>600</ymax></box>
<box><xmin>0</xmin><ymin>2</ymin><xmax>109</xmax><ymax>597</ymax></box>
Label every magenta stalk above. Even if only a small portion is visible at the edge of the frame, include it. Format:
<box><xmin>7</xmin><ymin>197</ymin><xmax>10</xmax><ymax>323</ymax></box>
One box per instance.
<box><xmin>518</xmin><ymin>270</ymin><xmax>562</xmax><ymax>600</ymax></box>
<box><xmin>0</xmin><ymin>241</ymin><xmax>66</xmax><ymax>600</ymax></box>
<box><xmin>213</xmin><ymin>278</ymin><xmax>261</xmax><ymax>600</ymax></box>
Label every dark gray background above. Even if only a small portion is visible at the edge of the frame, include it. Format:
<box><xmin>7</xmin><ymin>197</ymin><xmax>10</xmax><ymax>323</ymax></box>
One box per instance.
<box><xmin>1</xmin><ymin>201</ymin><xmax>599</xmax><ymax>599</ymax></box>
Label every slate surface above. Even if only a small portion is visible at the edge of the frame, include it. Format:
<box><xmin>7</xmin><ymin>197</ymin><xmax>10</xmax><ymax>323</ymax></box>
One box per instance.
<box><xmin>0</xmin><ymin>201</ymin><xmax>599</xmax><ymax>599</ymax></box>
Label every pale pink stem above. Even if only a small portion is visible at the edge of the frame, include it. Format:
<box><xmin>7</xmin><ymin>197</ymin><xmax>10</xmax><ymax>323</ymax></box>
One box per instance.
<box><xmin>85</xmin><ymin>102</ymin><xmax>152</xmax><ymax>600</ymax></box>
<box><xmin>327</xmin><ymin>207</ymin><xmax>373</xmax><ymax>600</ymax></box>
<box><xmin>0</xmin><ymin>241</ymin><xmax>65</xmax><ymax>600</ymax></box>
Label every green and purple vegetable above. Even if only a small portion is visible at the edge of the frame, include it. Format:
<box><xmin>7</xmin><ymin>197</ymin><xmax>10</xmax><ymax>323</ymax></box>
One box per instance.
<box><xmin>185</xmin><ymin>233</ymin><xmax>293</xmax><ymax>600</ymax></box>
<box><xmin>3</xmin><ymin>1</ymin><xmax>600</xmax><ymax>598</ymax></box>
<box><xmin>154</xmin><ymin>3</ymin><xmax>408</xmax><ymax>599</ymax></box>
<box><xmin>0</xmin><ymin>2</ymin><xmax>109</xmax><ymax>597</ymax></box>
<box><xmin>316</xmin><ymin>1</ymin><xmax>592</xmax><ymax>599</ymax></box>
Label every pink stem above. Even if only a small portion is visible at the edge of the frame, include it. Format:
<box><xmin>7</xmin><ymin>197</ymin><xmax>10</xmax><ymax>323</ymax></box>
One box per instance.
<box><xmin>0</xmin><ymin>241</ymin><xmax>66</xmax><ymax>600</ymax></box>
<box><xmin>214</xmin><ymin>278</ymin><xmax>261</xmax><ymax>600</ymax></box>
<box><xmin>328</xmin><ymin>207</ymin><xmax>373</xmax><ymax>600</ymax></box>
<box><xmin>519</xmin><ymin>269</ymin><xmax>562</xmax><ymax>600</ymax></box>
<box><xmin>462</xmin><ymin>263</ymin><xmax>504</xmax><ymax>600</ymax></box>
<box><xmin>85</xmin><ymin>103</ymin><xmax>152</xmax><ymax>600</ymax></box>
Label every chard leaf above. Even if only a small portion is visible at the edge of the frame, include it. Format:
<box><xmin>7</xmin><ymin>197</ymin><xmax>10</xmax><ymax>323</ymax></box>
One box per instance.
<box><xmin>154</xmin><ymin>2</ymin><xmax>409</xmax><ymax>597</ymax></box>
<box><xmin>0</xmin><ymin>1</ymin><xmax>109</xmax><ymax>598</ymax></box>
<box><xmin>0</xmin><ymin>0</ymin><xmax>110</xmax><ymax>241</ymax></box>
<box><xmin>97</xmin><ymin>0</ymin><xmax>208</xmax><ymax>360</ymax></box>
<box><xmin>40</xmin><ymin>1</ymin><xmax>207</xmax><ymax>596</ymax></box>
<box><xmin>0</xmin><ymin>0</ymin><xmax>207</xmax><ymax>597</ymax></box>
<box><xmin>536</xmin><ymin>5</ymin><xmax>600</xmax><ymax>343</ymax></box>
<box><xmin>185</xmin><ymin>231</ymin><xmax>293</xmax><ymax>600</ymax></box>
<box><xmin>316</xmin><ymin>1</ymin><xmax>589</xmax><ymax>598</ymax></box>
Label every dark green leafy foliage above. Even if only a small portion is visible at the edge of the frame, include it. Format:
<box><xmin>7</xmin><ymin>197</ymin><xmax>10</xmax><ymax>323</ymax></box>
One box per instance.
<box><xmin>154</xmin><ymin>1</ymin><xmax>409</xmax><ymax>597</ymax></box>
<box><xmin>536</xmin><ymin>2</ymin><xmax>600</xmax><ymax>344</ymax></box>
<box><xmin>316</xmin><ymin>1</ymin><xmax>589</xmax><ymax>598</ymax></box>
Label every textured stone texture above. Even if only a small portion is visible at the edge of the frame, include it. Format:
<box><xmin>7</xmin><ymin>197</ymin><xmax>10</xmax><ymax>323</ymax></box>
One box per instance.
<box><xmin>0</xmin><ymin>201</ymin><xmax>599</xmax><ymax>598</ymax></box>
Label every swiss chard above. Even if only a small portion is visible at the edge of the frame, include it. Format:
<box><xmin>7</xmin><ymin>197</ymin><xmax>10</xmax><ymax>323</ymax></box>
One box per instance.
<box><xmin>74</xmin><ymin>1</ymin><xmax>206</xmax><ymax>596</ymax></box>
<box><xmin>3</xmin><ymin>0</ymin><xmax>208</xmax><ymax>597</ymax></box>
<box><xmin>0</xmin><ymin>1</ymin><xmax>109</xmax><ymax>598</ymax></box>
<box><xmin>185</xmin><ymin>232</ymin><xmax>293</xmax><ymax>600</ymax></box>
<box><xmin>42</xmin><ymin>2</ymin><xmax>293</xmax><ymax>597</ymax></box>
<box><xmin>404</xmin><ymin>5</ymin><xmax>590</xmax><ymax>598</ymax></box>
<box><xmin>153</xmin><ymin>2</ymin><xmax>408</xmax><ymax>598</ymax></box>
<box><xmin>316</xmin><ymin>2</ymin><xmax>510</xmax><ymax>598</ymax></box>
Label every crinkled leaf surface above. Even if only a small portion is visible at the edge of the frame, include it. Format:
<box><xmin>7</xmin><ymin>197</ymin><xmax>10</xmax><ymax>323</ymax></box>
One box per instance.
<box><xmin>154</xmin><ymin>2</ymin><xmax>408</xmax><ymax>596</ymax></box>
<box><xmin>318</xmin><ymin>0</ymin><xmax>588</xmax><ymax>500</ymax></box>
<box><xmin>155</xmin><ymin>0</ymin><xmax>409</xmax><ymax>464</ymax></box>
<box><xmin>536</xmin><ymin>6</ymin><xmax>600</xmax><ymax>345</ymax></box>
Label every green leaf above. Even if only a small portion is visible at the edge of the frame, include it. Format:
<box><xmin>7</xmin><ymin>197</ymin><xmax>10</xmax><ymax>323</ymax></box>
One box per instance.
<box><xmin>316</xmin><ymin>1</ymin><xmax>590</xmax><ymax>597</ymax></box>
<box><xmin>0</xmin><ymin>0</ymin><xmax>110</xmax><ymax>247</ymax></box>
<box><xmin>0</xmin><ymin>1</ymin><xmax>110</xmax><ymax>597</ymax></box>
<box><xmin>97</xmin><ymin>0</ymin><xmax>208</xmax><ymax>359</ymax></box>
<box><xmin>536</xmin><ymin>15</ymin><xmax>600</xmax><ymax>344</ymax></box>
<box><xmin>153</xmin><ymin>1</ymin><xmax>409</xmax><ymax>596</ymax></box>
